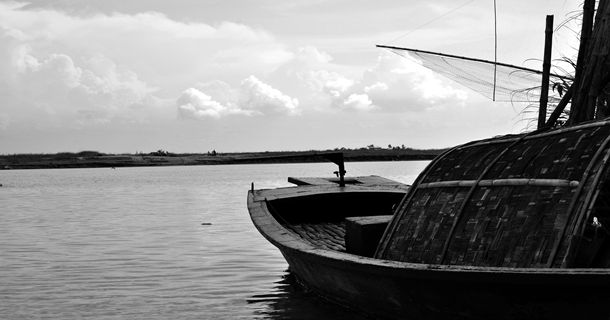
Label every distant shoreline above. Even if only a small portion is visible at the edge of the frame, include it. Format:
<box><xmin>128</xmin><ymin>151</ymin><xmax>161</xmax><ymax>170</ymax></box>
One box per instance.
<box><xmin>0</xmin><ymin>148</ymin><xmax>444</xmax><ymax>170</ymax></box>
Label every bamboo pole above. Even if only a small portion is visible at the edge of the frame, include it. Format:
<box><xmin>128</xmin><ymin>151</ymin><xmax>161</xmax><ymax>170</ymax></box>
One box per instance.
<box><xmin>417</xmin><ymin>178</ymin><xmax>579</xmax><ymax>189</ymax></box>
<box><xmin>538</xmin><ymin>15</ymin><xmax>554</xmax><ymax>129</ymax></box>
<box><xmin>567</xmin><ymin>0</ymin><xmax>595</xmax><ymax>124</ymax></box>
<box><xmin>584</xmin><ymin>0</ymin><xmax>610</xmax><ymax>120</ymax></box>
<box><xmin>577</xmin><ymin>0</ymin><xmax>597</xmax><ymax>83</ymax></box>
<box><xmin>544</xmin><ymin>85</ymin><xmax>573</xmax><ymax>128</ymax></box>
<box><xmin>569</xmin><ymin>0</ymin><xmax>609</xmax><ymax>124</ymax></box>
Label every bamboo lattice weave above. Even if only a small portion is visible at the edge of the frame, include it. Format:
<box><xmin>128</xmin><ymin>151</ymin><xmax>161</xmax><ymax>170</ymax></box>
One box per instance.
<box><xmin>377</xmin><ymin>121</ymin><xmax>610</xmax><ymax>268</ymax></box>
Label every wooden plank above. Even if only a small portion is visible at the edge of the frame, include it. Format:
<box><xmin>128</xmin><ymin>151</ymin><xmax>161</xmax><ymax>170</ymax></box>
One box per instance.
<box><xmin>288</xmin><ymin>175</ymin><xmax>404</xmax><ymax>187</ymax></box>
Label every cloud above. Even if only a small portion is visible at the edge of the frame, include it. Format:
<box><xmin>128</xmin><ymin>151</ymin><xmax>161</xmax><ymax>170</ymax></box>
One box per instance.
<box><xmin>364</xmin><ymin>82</ymin><xmax>388</xmax><ymax>93</ymax></box>
<box><xmin>0</xmin><ymin>2</ymin><xmax>301</xmax><ymax>130</ymax></box>
<box><xmin>0</xmin><ymin>1</ymin><xmax>293</xmax><ymax>95</ymax></box>
<box><xmin>0</xmin><ymin>7</ymin><xmax>180</xmax><ymax>129</ymax></box>
<box><xmin>177</xmin><ymin>87</ymin><xmax>253</xmax><ymax>119</ymax></box>
<box><xmin>177</xmin><ymin>88</ymin><xmax>228</xmax><ymax>119</ymax></box>
<box><xmin>265</xmin><ymin>46</ymin><xmax>467</xmax><ymax>114</ymax></box>
<box><xmin>360</xmin><ymin>53</ymin><xmax>468</xmax><ymax>112</ymax></box>
<box><xmin>239</xmin><ymin>76</ymin><xmax>300</xmax><ymax>115</ymax></box>
<box><xmin>0</xmin><ymin>3</ymin><xmax>273</xmax><ymax>42</ymax></box>
<box><xmin>4</xmin><ymin>39</ymin><xmax>158</xmax><ymax>125</ymax></box>
<box><xmin>177</xmin><ymin>76</ymin><xmax>299</xmax><ymax>119</ymax></box>
<box><xmin>343</xmin><ymin>93</ymin><xmax>375</xmax><ymax>111</ymax></box>
<box><xmin>21</xmin><ymin>51</ymin><xmax>152</xmax><ymax>102</ymax></box>
<box><xmin>303</xmin><ymin>70</ymin><xmax>354</xmax><ymax>98</ymax></box>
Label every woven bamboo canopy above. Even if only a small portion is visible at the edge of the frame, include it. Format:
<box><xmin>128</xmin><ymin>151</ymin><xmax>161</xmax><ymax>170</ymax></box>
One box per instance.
<box><xmin>376</xmin><ymin>120</ymin><xmax>610</xmax><ymax>268</ymax></box>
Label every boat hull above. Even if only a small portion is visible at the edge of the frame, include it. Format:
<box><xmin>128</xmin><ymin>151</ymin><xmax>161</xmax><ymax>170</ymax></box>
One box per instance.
<box><xmin>248</xmin><ymin>179</ymin><xmax>610</xmax><ymax>319</ymax></box>
<box><xmin>280</xmin><ymin>244</ymin><xmax>610</xmax><ymax>320</ymax></box>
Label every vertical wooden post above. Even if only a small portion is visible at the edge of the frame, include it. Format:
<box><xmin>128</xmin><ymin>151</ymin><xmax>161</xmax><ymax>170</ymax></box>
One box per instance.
<box><xmin>538</xmin><ymin>15</ymin><xmax>554</xmax><ymax>130</ymax></box>
<box><xmin>568</xmin><ymin>0</ymin><xmax>596</xmax><ymax>125</ymax></box>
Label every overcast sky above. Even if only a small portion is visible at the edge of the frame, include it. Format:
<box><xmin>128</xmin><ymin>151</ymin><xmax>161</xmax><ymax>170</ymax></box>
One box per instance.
<box><xmin>0</xmin><ymin>0</ymin><xmax>579</xmax><ymax>153</ymax></box>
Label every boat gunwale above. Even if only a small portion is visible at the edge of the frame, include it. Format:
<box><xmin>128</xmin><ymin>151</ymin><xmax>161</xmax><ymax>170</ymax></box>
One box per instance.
<box><xmin>247</xmin><ymin>184</ymin><xmax>610</xmax><ymax>280</ymax></box>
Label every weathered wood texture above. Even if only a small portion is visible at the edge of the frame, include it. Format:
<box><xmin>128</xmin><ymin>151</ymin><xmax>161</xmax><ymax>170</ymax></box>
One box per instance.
<box><xmin>377</xmin><ymin>121</ymin><xmax>610</xmax><ymax>268</ymax></box>
<box><xmin>287</xmin><ymin>222</ymin><xmax>347</xmax><ymax>251</ymax></box>
<box><xmin>287</xmin><ymin>175</ymin><xmax>404</xmax><ymax>187</ymax></box>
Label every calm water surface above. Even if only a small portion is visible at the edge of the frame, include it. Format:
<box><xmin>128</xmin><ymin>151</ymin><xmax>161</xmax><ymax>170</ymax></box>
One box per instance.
<box><xmin>0</xmin><ymin>161</ymin><xmax>428</xmax><ymax>319</ymax></box>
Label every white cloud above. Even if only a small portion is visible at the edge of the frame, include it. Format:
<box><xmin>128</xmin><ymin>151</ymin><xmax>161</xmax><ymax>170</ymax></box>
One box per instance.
<box><xmin>0</xmin><ymin>2</ymin><xmax>302</xmax><ymax>130</ymax></box>
<box><xmin>239</xmin><ymin>75</ymin><xmax>299</xmax><ymax>115</ymax></box>
<box><xmin>177</xmin><ymin>88</ymin><xmax>227</xmax><ymax>119</ymax></box>
<box><xmin>0</xmin><ymin>1</ymin><xmax>293</xmax><ymax>95</ymax></box>
<box><xmin>364</xmin><ymin>82</ymin><xmax>388</xmax><ymax>93</ymax></box>
<box><xmin>177</xmin><ymin>87</ymin><xmax>253</xmax><ymax>119</ymax></box>
<box><xmin>361</xmin><ymin>53</ymin><xmax>468</xmax><ymax>112</ymax></box>
<box><xmin>343</xmin><ymin>93</ymin><xmax>375</xmax><ymax>111</ymax></box>
<box><xmin>6</xmin><ymin>42</ymin><xmax>158</xmax><ymax>125</ymax></box>
<box><xmin>265</xmin><ymin>46</ymin><xmax>467</xmax><ymax>114</ymax></box>
<box><xmin>176</xmin><ymin>76</ymin><xmax>299</xmax><ymax>119</ymax></box>
<box><xmin>102</xmin><ymin>14</ymin><xmax>272</xmax><ymax>42</ymax></box>
<box><xmin>192</xmin><ymin>80</ymin><xmax>237</xmax><ymax>107</ymax></box>
<box><xmin>0</xmin><ymin>4</ymin><xmax>273</xmax><ymax>42</ymax></box>
<box><xmin>303</xmin><ymin>70</ymin><xmax>354</xmax><ymax>98</ymax></box>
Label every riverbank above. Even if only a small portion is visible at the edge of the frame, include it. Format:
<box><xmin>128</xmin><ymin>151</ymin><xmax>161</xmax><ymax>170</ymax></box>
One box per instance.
<box><xmin>0</xmin><ymin>148</ymin><xmax>443</xmax><ymax>170</ymax></box>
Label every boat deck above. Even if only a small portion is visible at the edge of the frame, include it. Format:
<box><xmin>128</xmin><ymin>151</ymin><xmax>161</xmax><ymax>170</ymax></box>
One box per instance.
<box><xmin>286</xmin><ymin>222</ymin><xmax>346</xmax><ymax>252</ymax></box>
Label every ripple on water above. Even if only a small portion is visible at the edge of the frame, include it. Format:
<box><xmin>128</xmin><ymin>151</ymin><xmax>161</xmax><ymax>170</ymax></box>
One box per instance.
<box><xmin>0</xmin><ymin>162</ymin><xmax>427</xmax><ymax>319</ymax></box>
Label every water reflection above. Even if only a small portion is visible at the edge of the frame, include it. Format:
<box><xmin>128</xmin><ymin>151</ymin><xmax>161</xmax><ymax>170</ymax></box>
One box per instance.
<box><xmin>248</xmin><ymin>271</ymin><xmax>370</xmax><ymax>320</ymax></box>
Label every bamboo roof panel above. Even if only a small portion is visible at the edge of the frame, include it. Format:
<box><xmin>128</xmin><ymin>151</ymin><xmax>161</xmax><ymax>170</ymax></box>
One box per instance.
<box><xmin>377</xmin><ymin>120</ymin><xmax>610</xmax><ymax>268</ymax></box>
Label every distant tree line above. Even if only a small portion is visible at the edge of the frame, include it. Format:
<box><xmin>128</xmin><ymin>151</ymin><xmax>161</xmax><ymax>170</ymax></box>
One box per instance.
<box><xmin>1</xmin><ymin>145</ymin><xmax>445</xmax><ymax>162</ymax></box>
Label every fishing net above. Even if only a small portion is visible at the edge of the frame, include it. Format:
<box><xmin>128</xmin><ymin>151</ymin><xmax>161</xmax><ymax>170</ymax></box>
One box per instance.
<box><xmin>381</xmin><ymin>45</ymin><xmax>573</xmax><ymax>103</ymax></box>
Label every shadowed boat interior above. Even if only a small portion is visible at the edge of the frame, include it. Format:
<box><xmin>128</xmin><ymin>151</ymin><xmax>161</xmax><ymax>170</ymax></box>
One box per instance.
<box><xmin>286</xmin><ymin>222</ymin><xmax>347</xmax><ymax>251</ymax></box>
<box><xmin>265</xmin><ymin>191</ymin><xmax>405</xmax><ymax>253</ymax></box>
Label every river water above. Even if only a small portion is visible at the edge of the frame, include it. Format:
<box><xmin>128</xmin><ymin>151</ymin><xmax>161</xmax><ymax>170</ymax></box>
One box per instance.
<box><xmin>0</xmin><ymin>161</ymin><xmax>428</xmax><ymax>319</ymax></box>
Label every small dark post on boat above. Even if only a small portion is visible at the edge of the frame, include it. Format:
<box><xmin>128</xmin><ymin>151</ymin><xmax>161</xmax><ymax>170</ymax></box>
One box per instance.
<box><xmin>247</xmin><ymin>2</ymin><xmax>610</xmax><ymax>319</ymax></box>
<box><xmin>323</xmin><ymin>152</ymin><xmax>346</xmax><ymax>187</ymax></box>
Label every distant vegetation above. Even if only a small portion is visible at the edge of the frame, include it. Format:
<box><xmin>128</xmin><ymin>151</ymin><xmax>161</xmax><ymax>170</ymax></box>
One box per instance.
<box><xmin>0</xmin><ymin>145</ymin><xmax>447</xmax><ymax>170</ymax></box>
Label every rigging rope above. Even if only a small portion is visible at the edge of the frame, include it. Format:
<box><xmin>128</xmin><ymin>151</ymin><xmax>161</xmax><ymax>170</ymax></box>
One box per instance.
<box><xmin>387</xmin><ymin>0</ymin><xmax>477</xmax><ymax>44</ymax></box>
<box><xmin>377</xmin><ymin>45</ymin><xmax>573</xmax><ymax>103</ymax></box>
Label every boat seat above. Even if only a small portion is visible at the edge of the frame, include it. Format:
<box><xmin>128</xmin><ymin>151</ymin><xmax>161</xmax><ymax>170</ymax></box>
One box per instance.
<box><xmin>345</xmin><ymin>215</ymin><xmax>393</xmax><ymax>257</ymax></box>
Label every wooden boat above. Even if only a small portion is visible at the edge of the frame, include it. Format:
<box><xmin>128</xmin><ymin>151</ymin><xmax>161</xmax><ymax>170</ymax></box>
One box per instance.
<box><xmin>248</xmin><ymin>178</ymin><xmax>610</xmax><ymax>320</ymax></box>
<box><xmin>248</xmin><ymin>120</ymin><xmax>610</xmax><ymax>320</ymax></box>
